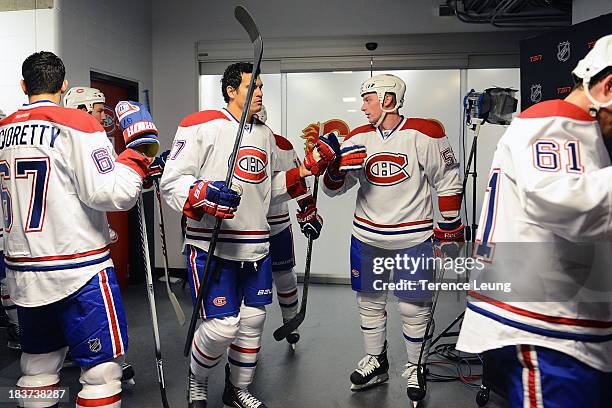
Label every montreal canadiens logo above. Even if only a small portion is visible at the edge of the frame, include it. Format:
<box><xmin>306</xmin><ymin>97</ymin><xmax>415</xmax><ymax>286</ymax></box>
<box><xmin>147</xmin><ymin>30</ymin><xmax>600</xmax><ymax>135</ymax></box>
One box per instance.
<box><xmin>365</xmin><ymin>152</ymin><xmax>410</xmax><ymax>186</ymax></box>
<box><xmin>213</xmin><ymin>297</ymin><xmax>227</xmax><ymax>307</ymax></box>
<box><xmin>233</xmin><ymin>146</ymin><xmax>268</xmax><ymax>183</ymax></box>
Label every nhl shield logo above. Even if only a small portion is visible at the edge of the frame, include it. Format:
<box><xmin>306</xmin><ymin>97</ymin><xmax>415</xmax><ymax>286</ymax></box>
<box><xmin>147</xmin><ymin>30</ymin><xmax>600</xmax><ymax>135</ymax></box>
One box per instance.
<box><xmin>88</xmin><ymin>338</ymin><xmax>102</xmax><ymax>353</ymax></box>
<box><xmin>530</xmin><ymin>84</ymin><xmax>542</xmax><ymax>103</ymax></box>
<box><xmin>557</xmin><ymin>41</ymin><xmax>570</xmax><ymax>62</ymax></box>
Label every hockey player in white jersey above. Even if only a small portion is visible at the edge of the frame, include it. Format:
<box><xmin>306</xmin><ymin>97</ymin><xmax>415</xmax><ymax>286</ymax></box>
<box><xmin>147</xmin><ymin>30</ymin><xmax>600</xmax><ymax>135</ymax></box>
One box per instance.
<box><xmin>161</xmin><ymin>62</ymin><xmax>324</xmax><ymax>408</ymax></box>
<box><xmin>63</xmin><ymin>86</ymin><xmax>136</xmax><ymax>385</ymax></box>
<box><xmin>322</xmin><ymin>74</ymin><xmax>463</xmax><ymax>405</ymax></box>
<box><xmin>457</xmin><ymin>35</ymin><xmax>612</xmax><ymax>408</ymax></box>
<box><xmin>256</xmin><ymin>106</ymin><xmax>323</xmax><ymax>350</ymax></box>
<box><xmin>0</xmin><ymin>51</ymin><xmax>158</xmax><ymax>408</ymax></box>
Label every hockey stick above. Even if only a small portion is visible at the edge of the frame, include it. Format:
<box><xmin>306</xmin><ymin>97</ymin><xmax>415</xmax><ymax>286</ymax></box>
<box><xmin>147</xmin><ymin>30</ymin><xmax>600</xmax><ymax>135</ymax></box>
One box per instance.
<box><xmin>154</xmin><ymin>179</ymin><xmax>186</xmax><ymax>326</ymax></box>
<box><xmin>143</xmin><ymin>89</ymin><xmax>186</xmax><ymax>327</ymax></box>
<box><xmin>273</xmin><ymin>177</ymin><xmax>319</xmax><ymax>341</ymax></box>
<box><xmin>136</xmin><ymin>194</ymin><xmax>170</xmax><ymax>408</ymax></box>
<box><xmin>183</xmin><ymin>5</ymin><xmax>263</xmax><ymax>356</ymax></box>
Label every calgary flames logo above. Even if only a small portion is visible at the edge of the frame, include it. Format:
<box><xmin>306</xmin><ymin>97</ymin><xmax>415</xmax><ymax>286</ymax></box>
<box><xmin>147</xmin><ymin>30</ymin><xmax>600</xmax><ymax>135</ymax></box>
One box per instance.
<box><xmin>233</xmin><ymin>146</ymin><xmax>268</xmax><ymax>184</ymax></box>
<box><xmin>365</xmin><ymin>152</ymin><xmax>410</xmax><ymax>186</ymax></box>
<box><xmin>300</xmin><ymin>119</ymin><xmax>351</xmax><ymax>153</ymax></box>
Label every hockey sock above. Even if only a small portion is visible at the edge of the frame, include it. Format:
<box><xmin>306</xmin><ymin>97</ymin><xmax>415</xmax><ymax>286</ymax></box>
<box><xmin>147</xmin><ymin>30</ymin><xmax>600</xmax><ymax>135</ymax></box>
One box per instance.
<box><xmin>272</xmin><ymin>269</ymin><xmax>299</xmax><ymax>321</ymax></box>
<box><xmin>398</xmin><ymin>301</ymin><xmax>434</xmax><ymax>365</ymax></box>
<box><xmin>228</xmin><ymin>305</ymin><xmax>266</xmax><ymax>388</ymax></box>
<box><xmin>76</xmin><ymin>359</ymin><xmax>122</xmax><ymax>408</ymax></box>
<box><xmin>357</xmin><ymin>292</ymin><xmax>388</xmax><ymax>356</ymax></box>
<box><xmin>191</xmin><ymin>316</ymin><xmax>240</xmax><ymax>380</ymax></box>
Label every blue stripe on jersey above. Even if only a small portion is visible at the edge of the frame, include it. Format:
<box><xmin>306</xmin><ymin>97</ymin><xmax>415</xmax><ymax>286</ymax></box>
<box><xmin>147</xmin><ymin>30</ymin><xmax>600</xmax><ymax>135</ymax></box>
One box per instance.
<box><xmin>228</xmin><ymin>356</ymin><xmax>258</xmax><ymax>368</ymax></box>
<box><xmin>467</xmin><ymin>302</ymin><xmax>612</xmax><ymax>343</ymax></box>
<box><xmin>353</xmin><ymin>222</ymin><xmax>432</xmax><ymax>236</ymax></box>
<box><xmin>6</xmin><ymin>253</ymin><xmax>111</xmax><ymax>272</ymax></box>
<box><xmin>186</xmin><ymin>234</ymin><xmax>269</xmax><ymax>244</ymax></box>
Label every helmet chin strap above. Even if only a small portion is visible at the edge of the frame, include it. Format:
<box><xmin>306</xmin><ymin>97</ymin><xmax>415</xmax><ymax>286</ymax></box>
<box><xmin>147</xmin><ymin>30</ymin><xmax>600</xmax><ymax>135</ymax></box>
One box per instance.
<box><xmin>374</xmin><ymin>110</ymin><xmax>387</xmax><ymax>128</ymax></box>
<box><xmin>584</xmin><ymin>77</ymin><xmax>612</xmax><ymax>117</ymax></box>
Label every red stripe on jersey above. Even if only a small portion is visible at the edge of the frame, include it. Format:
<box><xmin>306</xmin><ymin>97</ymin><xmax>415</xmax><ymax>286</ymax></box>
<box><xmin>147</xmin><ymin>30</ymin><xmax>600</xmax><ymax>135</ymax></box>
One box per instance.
<box><xmin>274</xmin><ymin>134</ymin><xmax>294</xmax><ymax>151</ymax></box>
<box><xmin>518</xmin><ymin>100</ymin><xmax>594</xmax><ymax>121</ymax></box>
<box><xmin>179</xmin><ymin>110</ymin><xmax>230</xmax><ymax>127</ymax></box>
<box><xmin>277</xmin><ymin>288</ymin><xmax>298</xmax><ymax>298</ymax></box>
<box><xmin>5</xmin><ymin>105</ymin><xmax>103</xmax><ymax>133</ymax></box>
<box><xmin>6</xmin><ymin>245</ymin><xmax>110</xmax><ymax>263</ymax></box>
<box><xmin>76</xmin><ymin>392</ymin><xmax>121</xmax><ymax>407</ymax></box>
<box><xmin>100</xmin><ymin>271</ymin><xmax>123</xmax><ymax>357</ymax></box>
<box><xmin>115</xmin><ymin>149</ymin><xmax>149</xmax><ymax>179</ymax></box>
<box><xmin>438</xmin><ymin>194</ymin><xmax>462</xmax><ymax>212</ymax></box>
<box><xmin>469</xmin><ymin>291</ymin><xmax>612</xmax><ymax>328</ymax></box>
<box><xmin>230</xmin><ymin>344</ymin><xmax>261</xmax><ymax>353</ymax></box>
<box><xmin>354</xmin><ymin>215</ymin><xmax>433</xmax><ymax>229</ymax></box>
<box><xmin>520</xmin><ymin>346</ymin><xmax>539</xmax><ymax>408</ymax></box>
<box><xmin>346</xmin><ymin>124</ymin><xmax>375</xmax><ymax>140</ymax></box>
<box><xmin>187</xmin><ymin>227</ymin><xmax>268</xmax><ymax>235</ymax></box>
<box><xmin>401</xmin><ymin>118</ymin><xmax>445</xmax><ymax>138</ymax></box>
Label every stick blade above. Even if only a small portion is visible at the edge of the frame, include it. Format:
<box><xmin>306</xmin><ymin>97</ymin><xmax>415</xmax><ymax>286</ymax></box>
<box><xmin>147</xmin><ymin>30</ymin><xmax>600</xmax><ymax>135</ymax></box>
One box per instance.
<box><xmin>273</xmin><ymin>313</ymin><xmax>305</xmax><ymax>341</ymax></box>
<box><xmin>234</xmin><ymin>6</ymin><xmax>260</xmax><ymax>43</ymax></box>
<box><xmin>169</xmin><ymin>292</ymin><xmax>186</xmax><ymax>326</ymax></box>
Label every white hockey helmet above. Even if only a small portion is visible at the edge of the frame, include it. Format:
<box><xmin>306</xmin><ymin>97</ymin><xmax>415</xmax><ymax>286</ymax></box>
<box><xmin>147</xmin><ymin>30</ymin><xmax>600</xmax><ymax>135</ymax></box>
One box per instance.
<box><xmin>256</xmin><ymin>105</ymin><xmax>267</xmax><ymax>123</ymax></box>
<box><xmin>572</xmin><ymin>34</ymin><xmax>612</xmax><ymax>114</ymax></box>
<box><xmin>360</xmin><ymin>74</ymin><xmax>406</xmax><ymax>112</ymax></box>
<box><xmin>64</xmin><ymin>87</ymin><xmax>106</xmax><ymax>112</ymax></box>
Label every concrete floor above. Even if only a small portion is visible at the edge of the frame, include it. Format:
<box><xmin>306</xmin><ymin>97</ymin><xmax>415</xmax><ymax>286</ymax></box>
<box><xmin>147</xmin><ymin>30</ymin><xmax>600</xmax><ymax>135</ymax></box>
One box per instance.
<box><xmin>0</xmin><ymin>281</ymin><xmax>506</xmax><ymax>408</ymax></box>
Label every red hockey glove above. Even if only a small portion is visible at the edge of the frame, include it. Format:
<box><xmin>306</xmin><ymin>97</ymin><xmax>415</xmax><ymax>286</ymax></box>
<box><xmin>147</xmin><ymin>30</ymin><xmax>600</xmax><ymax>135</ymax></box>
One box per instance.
<box><xmin>303</xmin><ymin>132</ymin><xmax>341</xmax><ymax>176</ymax></box>
<box><xmin>186</xmin><ymin>180</ymin><xmax>241</xmax><ymax>220</ymax></box>
<box><xmin>433</xmin><ymin>217</ymin><xmax>465</xmax><ymax>258</ymax></box>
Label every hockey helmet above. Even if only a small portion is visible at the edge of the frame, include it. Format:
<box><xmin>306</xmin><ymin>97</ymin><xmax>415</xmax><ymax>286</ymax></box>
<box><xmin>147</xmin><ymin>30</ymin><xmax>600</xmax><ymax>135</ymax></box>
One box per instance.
<box><xmin>64</xmin><ymin>87</ymin><xmax>106</xmax><ymax>113</ymax></box>
<box><xmin>572</xmin><ymin>34</ymin><xmax>612</xmax><ymax>113</ymax></box>
<box><xmin>360</xmin><ymin>74</ymin><xmax>406</xmax><ymax>112</ymax></box>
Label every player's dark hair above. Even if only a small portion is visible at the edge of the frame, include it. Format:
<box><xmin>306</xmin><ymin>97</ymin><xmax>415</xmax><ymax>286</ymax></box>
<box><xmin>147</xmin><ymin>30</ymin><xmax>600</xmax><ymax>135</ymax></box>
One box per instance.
<box><xmin>22</xmin><ymin>51</ymin><xmax>66</xmax><ymax>96</ymax></box>
<box><xmin>572</xmin><ymin>66</ymin><xmax>612</xmax><ymax>91</ymax></box>
<box><xmin>221</xmin><ymin>62</ymin><xmax>260</xmax><ymax>103</ymax></box>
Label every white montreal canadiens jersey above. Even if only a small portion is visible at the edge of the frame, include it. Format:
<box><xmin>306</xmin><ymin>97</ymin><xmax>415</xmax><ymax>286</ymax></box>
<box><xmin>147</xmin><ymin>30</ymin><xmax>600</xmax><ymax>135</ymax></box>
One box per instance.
<box><xmin>323</xmin><ymin>117</ymin><xmax>462</xmax><ymax>249</ymax></box>
<box><xmin>267</xmin><ymin>135</ymin><xmax>301</xmax><ymax>236</ymax></box>
<box><xmin>0</xmin><ymin>101</ymin><xmax>145</xmax><ymax>307</ymax></box>
<box><xmin>456</xmin><ymin>100</ymin><xmax>612</xmax><ymax>371</ymax></box>
<box><xmin>160</xmin><ymin>109</ymin><xmax>298</xmax><ymax>261</ymax></box>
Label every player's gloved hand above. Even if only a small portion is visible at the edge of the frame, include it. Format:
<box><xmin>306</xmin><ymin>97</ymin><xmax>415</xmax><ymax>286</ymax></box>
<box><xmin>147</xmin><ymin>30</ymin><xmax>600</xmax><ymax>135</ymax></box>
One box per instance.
<box><xmin>433</xmin><ymin>217</ymin><xmax>465</xmax><ymax>258</ymax></box>
<box><xmin>303</xmin><ymin>132</ymin><xmax>341</xmax><ymax>176</ymax></box>
<box><xmin>338</xmin><ymin>144</ymin><xmax>367</xmax><ymax>172</ymax></box>
<box><xmin>143</xmin><ymin>150</ymin><xmax>170</xmax><ymax>189</ymax></box>
<box><xmin>188</xmin><ymin>180</ymin><xmax>241</xmax><ymax>219</ymax></box>
<box><xmin>296</xmin><ymin>196</ymin><xmax>323</xmax><ymax>239</ymax></box>
<box><xmin>115</xmin><ymin>101</ymin><xmax>160</xmax><ymax>157</ymax></box>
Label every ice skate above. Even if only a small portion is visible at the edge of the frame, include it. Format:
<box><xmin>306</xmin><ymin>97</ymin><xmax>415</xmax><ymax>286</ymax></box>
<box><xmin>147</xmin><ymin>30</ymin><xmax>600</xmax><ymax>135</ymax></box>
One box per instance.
<box><xmin>350</xmin><ymin>343</ymin><xmax>389</xmax><ymax>391</ymax></box>
<box><xmin>403</xmin><ymin>363</ymin><xmax>426</xmax><ymax>407</ymax></box>
<box><xmin>222</xmin><ymin>363</ymin><xmax>267</xmax><ymax>408</ymax></box>
<box><xmin>187</xmin><ymin>370</ymin><xmax>208</xmax><ymax>408</ymax></box>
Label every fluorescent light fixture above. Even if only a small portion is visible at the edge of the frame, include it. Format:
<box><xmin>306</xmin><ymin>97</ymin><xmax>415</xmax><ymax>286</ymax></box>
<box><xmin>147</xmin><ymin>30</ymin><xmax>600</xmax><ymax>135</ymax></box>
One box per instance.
<box><xmin>342</xmin><ymin>97</ymin><xmax>356</xmax><ymax>103</ymax></box>
<box><xmin>347</xmin><ymin>109</ymin><xmax>357</xmax><ymax>113</ymax></box>
<box><xmin>333</xmin><ymin>71</ymin><xmax>353</xmax><ymax>74</ymax></box>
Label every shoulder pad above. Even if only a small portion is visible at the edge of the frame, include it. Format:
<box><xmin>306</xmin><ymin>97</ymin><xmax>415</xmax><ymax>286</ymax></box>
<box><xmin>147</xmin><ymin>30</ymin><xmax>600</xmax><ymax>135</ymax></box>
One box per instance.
<box><xmin>518</xmin><ymin>100</ymin><xmax>594</xmax><ymax>121</ymax></box>
<box><xmin>8</xmin><ymin>106</ymin><xmax>102</xmax><ymax>133</ymax></box>
<box><xmin>402</xmin><ymin>118</ymin><xmax>445</xmax><ymax>138</ymax></box>
<box><xmin>274</xmin><ymin>134</ymin><xmax>294</xmax><ymax>151</ymax></box>
<box><xmin>346</xmin><ymin>124</ymin><xmax>375</xmax><ymax>140</ymax></box>
<box><xmin>179</xmin><ymin>110</ymin><xmax>229</xmax><ymax>127</ymax></box>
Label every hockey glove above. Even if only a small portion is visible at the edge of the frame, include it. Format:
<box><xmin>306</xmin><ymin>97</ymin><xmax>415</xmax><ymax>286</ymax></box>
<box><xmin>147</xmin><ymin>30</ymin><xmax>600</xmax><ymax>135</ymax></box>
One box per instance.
<box><xmin>303</xmin><ymin>132</ymin><xmax>341</xmax><ymax>176</ymax></box>
<box><xmin>296</xmin><ymin>198</ymin><xmax>323</xmax><ymax>240</ymax></box>
<box><xmin>115</xmin><ymin>101</ymin><xmax>160</xmax><ymax>157</ymax></box>
<box><xmin>338</xmin><ymin>144</ymin><xmax>367</xmax><ymax>172</ymax></box>
<box><xmin>188</xmin><ymin>180</ymin><xmax>241</xmax><ymax>220</ymax></box>
<box><xmin>433</xmin><ymin>217</ymin><xmax>465</xmax><ymax>258</ymax></box>
<box><xmin>143</xmin><ymin>150</ymin><xmax>170</xmax><ymax>189</ymax></box>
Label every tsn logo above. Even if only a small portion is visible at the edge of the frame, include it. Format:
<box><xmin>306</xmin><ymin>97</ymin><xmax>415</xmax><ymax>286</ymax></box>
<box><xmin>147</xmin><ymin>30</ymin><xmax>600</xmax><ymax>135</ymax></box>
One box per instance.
<box><xmin>257</xmin><ymin>289</ymin><xmax>272</xmax><ymax>296</ymax></box>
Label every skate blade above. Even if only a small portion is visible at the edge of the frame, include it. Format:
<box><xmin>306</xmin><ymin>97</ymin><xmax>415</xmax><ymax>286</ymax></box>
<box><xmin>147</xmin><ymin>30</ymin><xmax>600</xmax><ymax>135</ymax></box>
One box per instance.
<box><xmin>350</xmin><ymin>373</ymin><xmax>389</xmax><ymax>391</ymax></box>
<box><xmin>290</xmin><ymin>343</ymin><xmax>296</xmax><ymax>351</ymax></box>
<box><xmin>122</xmin><ymin>379</ymin><xmax>136</xmax><ymax>387</ymax></box>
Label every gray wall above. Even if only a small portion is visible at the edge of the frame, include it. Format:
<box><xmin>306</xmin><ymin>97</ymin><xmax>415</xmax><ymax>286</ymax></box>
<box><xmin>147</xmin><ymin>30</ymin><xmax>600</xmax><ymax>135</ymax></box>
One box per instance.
<box><xmin>573</xmin><ymin>0</ymin><xmax>612</xmax><ymax>23</ymax></box>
